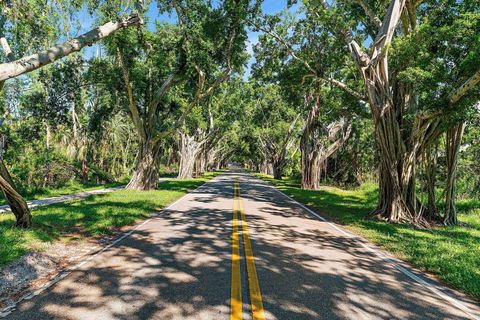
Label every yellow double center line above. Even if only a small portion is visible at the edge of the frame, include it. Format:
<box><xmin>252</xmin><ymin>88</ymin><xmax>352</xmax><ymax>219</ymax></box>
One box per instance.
<box><xmin>231</xmin><ymin>178</ymin><xmax>266</xmax><ymax>320</ymax></box>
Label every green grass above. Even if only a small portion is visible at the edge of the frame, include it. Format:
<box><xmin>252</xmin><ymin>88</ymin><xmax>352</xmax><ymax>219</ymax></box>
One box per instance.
<box><xmin>0</xmin><ymin>180</ymin><xmax>126</xmax><ymax>206</ymax></box>
<box><xmin>256</xmin><ymin>174</ymin><xmax>480</xmax><ymax>301</ymax></box>
<box><xmin>0</xmin><ymin>172</ymin><xmax>220</xmax><ymax>267</ymax></box>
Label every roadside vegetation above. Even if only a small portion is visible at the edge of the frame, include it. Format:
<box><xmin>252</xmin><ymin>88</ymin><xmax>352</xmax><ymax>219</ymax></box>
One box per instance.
<box><xmin>0</xmin><ymin>173</ymin><xmax>218</xmax><ymax>267</ymax></box>
<box><xmin>257</xmin><ymin>174</ymin><xmax>480</xmax><ymax>301</ymax></box>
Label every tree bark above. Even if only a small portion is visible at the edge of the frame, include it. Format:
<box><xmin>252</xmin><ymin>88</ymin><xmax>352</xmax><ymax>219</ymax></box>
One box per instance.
<box><xmin>272</xmin><ymin>161</ymin><xmax>285</xmax><ymax>180</ymax></box>
<box><xmin>0</xmin><ymin>159</ymin><xmax>32</xmax><ymax>228</ymax></box>
<box><xmin>126</xmin><ymin>139</ymin><xmax>162</xmax><ymax>190</ymax></box>
<box><xmin>423</xmin><ymin>142</ymin><xmax>440</xmax><ymax>220</ymax></box>
<box><xmin>177</xmin><ymin>132</ymin><xmax>203</xmax><ymax>179</ymax></box>
<box><xmin>301</xmin><ymin>115</ymin><xmax>352</xmax><ymax>190</ymax></box>
<box><xmin>444</xmin><ymin>122</ymin><xmax>465</xmax><ymax>225</ymax></box>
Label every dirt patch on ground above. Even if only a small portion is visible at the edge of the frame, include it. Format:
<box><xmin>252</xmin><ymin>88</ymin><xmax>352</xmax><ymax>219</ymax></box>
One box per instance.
<box><xmin>0</xmin><ymin>227</ymin><xmax>130</xmax><ymax>311</ymax></box>
<box><xmin>0</xmin><ymin>240</ymin><xmax>99</xmax><ymax>309</ymax></box>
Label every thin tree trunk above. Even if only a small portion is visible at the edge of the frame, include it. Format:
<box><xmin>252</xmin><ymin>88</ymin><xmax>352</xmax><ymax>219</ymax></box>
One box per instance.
<box><xmin>43</xmin><ymin>122</ymin><xmax>51</xmax><ymax>188</ymax></box>
<box><xmin>70</xmin><ymin>92</ymin><xmax>78</xmax><ymax>141</ymax></box>
<box><xmin>82</xmin><ymin>160</ymin><xmax>88</xmax><ymax>183</ymax></box>
<box><xmin>126</xmin><ymin>139</ymin><xmax>162</xmax><ymax>190</ymax></box>
<box><xmin>424</xmin><ymin>142</ymin><xmax>440</xmax><ymax>220</ymax></box>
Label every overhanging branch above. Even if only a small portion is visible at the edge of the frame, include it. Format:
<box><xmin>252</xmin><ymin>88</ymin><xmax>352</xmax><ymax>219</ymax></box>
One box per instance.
<box><xmin>0</xmin><ymin>14</ymin><xmax>143</xmax><ymax>82</ymax></box>
<box><xmin>450</xmin><ymin>70</ymin><xmax>480</xmax><ymax>104</ymax></box>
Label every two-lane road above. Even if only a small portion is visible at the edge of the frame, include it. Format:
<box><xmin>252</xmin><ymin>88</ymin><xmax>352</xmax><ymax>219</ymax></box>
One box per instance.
<box><xmin>3</xmin><ymin>172</ymin><xmax>480</xmax><ymax>319</ymax></box>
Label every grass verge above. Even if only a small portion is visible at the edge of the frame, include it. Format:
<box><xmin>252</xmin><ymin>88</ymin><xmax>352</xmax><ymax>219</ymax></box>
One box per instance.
<box><xmin>0</xmin><ymin>181</ymin><xmax>126</xmax><ymax>206</ymax></box>
<box><xmin>256</xmin><ymin>173</ymin><xmax>480</xmax><ymax>301</ymax></box>
<box><xmin>0</xmin><ymin>172</ymin><xmax>220</xmax><ymax>267</ymax></box>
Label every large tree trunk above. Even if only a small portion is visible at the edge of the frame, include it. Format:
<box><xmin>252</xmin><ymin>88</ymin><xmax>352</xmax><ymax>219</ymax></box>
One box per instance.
<box><xmin>301</xmin><ymin>115</ymin><xmax>352</xmax><ymax>190</ymax></box>
<box><xmin>369</xmin><ymin>98</ymin><xmax>425</xmax><ymax>224</ymax></box>
<box><xmin>177</xmin><ymin>133</ymin><xmax>202</xmax><ymax>180</ymax></box>
<box><xmin>272</xmin><ymin>161</ymin><xmax>284</xmax><ymax>180</ymax></box>
<box><xmin>194</xmin><ymin>149</ymin><xmax>208</xmax><ymax>177</ymax></box>
<box><xmin>374</xmin><ymin>153</ymin><xmax>417</xmax><ymax>223</ymax></box>
<box><xmin>260</xmin><ymin>160</ymin><xmax>272</xmax><ymax>175</ymax></box>
<box><xmin>0</xmin><ymin>160</ymin><xmax>32</xmax><ymax>228</ymax></box>
<box><xmin>444</xmin><ymin>122</ymin><xmax>465</xmax><ymax>225</ymax></box>
<box><xmin>300</xmin><ymin>93</ymin><xmax>321</xmax><ymax>189</ymax></box>
<box><xmin>300</xmin><ymin>136</ymin><xmax>322</xmax><ymax>189</ymax></box>
<box><xmin>126</xmin><ymin>139</ymin><xmax>162</xmax><ymax>190</ymax></box>
<box><xmin>344</xmin><ymin>0</ymin><xmax>425</xmax><ymax>224</ymax></box>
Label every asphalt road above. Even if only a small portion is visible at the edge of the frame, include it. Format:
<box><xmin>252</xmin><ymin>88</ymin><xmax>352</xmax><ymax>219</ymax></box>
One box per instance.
<box><xmin>4</xmin><ymin>172</ymin><xmax>480</xmax><ymax>319</ymax></box>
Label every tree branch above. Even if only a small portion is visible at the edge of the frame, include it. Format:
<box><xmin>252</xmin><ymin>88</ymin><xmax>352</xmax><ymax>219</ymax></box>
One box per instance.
<box><xmin>0</xmin><ymin>14</ymin><xmax>143</xmax><ymax>82</ymax></box>
<box><xmin>116</xmin><ymin>46</ymin><xmax>147</xmax><ymax>141</ymax></box>
<box><xmin>351</xmin><ymin>0</ymin><xmax>381</xmax><ymax>29</ymax></box>
<box><xmin>178</xmin><ymin>64</ymin><xmax>206</xmax><ymax>126</ymax></box>
<box><xmin>147</xmin><ymin>73</ymin><xmax>177</xmax><ymax>132</ymax></box>
<box><xmin>450</xmin><ymin>70</ymin><xmax>480</xmax><ymax>104</ymax></box>
<box><xmin>199</xmin><ymin>27</ymin><xmax>236</xmax><ymax>99</ymax></box>
<box><xmin>370</xmin><ymin>0</ymin><xmax>406</xmax><ymax>63</ymax></box>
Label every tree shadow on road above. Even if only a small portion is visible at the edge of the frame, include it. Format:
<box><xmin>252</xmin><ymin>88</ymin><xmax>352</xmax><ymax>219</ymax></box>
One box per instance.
<box><xmin>7</xmin><ymin>173</ymin><xmax>477</xmax><ymax>319</ymax></box>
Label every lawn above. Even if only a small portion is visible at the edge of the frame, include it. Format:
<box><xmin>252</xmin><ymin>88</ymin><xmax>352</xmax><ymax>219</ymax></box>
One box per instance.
<box><xmin>256</xmin><ymin>174</ymin><xmax>480</xmax><ymax>301</ymax></box>
<box><xmin>0</xmin><ymin>172</ymin><xmax>220</xmax><ymax>267</ymax></box>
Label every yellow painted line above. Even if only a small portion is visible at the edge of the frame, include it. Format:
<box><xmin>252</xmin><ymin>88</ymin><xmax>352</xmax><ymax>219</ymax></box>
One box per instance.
<box><xmin>237</xmin><ymin>179</ymin><xmax>266</xmax><ymax>320</ymax></box>
<box><xmin>230</xmin><ymin>180</ymin><xmax>242</xmax><ymax>320</ymax></box>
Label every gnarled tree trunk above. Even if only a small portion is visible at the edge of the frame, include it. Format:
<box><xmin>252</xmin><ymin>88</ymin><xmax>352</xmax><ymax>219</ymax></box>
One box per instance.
<box><xmin>0</xmin><ymin>160</ymin><xmax>32</xmax><ymax>228</ymax></box>
<box><xmin>444</xmin><ymin>122</ymin><xmax>465</xmax><ymax>225</ymax></box>
<box><xmin>300</xmin><ymin>93</ymin><xmax>321</xmax><ymax>189</ymax></box>
<box><xmin>126</xmin><ymin>139</ymin><xmax>162</xmax><ymax>190</ymax></box>
<box><xmin>301</xmin><ymin>141</ymin><xmax>322</xmax><ymax>189</ymax></box>
<box><xmin>272</xmin><ymin>160</ymin><xmax>285</xmax><ymax>180</ymax></box>
<box><xmin>177</xmin><ymin>132</ymin><xmax>203</xmax><ymax>180</ymax></box>
<box><xmin>347</xmin><ymin>0</ymin><xmax>429</xmax><ymax>225</ymax></box>
<box><xmin>301</xmin><ymin>115</ymin><xmax>352</xmax><ymax>190</ymax></box>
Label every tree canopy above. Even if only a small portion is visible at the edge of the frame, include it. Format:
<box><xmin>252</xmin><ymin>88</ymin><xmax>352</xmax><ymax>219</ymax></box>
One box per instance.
<box><xmin>0</xmin><ymin>0</ymin><xmax>478</xmax><ymax>229</ymax></box>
